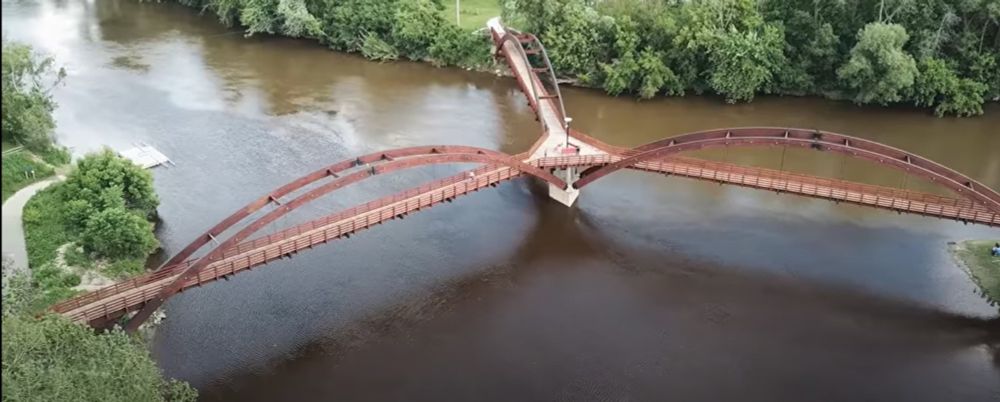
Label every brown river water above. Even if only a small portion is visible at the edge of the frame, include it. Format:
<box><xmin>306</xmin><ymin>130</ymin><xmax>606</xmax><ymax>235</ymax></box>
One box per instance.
<box><xmin>3</xmin><ymin>1</ymin><xmax>999</xmax><ymax>400</ymax></box>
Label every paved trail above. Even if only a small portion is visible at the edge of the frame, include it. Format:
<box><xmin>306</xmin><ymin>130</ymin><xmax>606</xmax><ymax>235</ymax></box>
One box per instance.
<box><xmin>2</xmin><ymin>177</ymin><xmax>63</xmax><ymax>274</ymax></box>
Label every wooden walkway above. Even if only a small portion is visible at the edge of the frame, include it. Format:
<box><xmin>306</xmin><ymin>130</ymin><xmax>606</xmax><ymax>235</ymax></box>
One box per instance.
<box><xmin>50</xmin><ymin>19</ymin><xmax>999</xmax><ymax>327</ymax></box>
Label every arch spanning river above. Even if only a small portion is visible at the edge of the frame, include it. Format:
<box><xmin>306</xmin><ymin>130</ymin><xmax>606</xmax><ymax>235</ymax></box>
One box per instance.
<box><xmin>4</xmin><ymin>1</ymin><xmax>999</xmax><ymax>401</ymax></box>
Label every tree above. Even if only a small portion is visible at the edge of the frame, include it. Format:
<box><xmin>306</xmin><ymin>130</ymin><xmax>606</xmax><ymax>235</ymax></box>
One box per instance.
<box><xmin>392</xmin><ymin>0</ymin><xmax>445</xmax><ymax>60</ymax></box>
<box><xmin>429</xmin><ymin>25</ymin><xmax>489</xmax><ymax>68</ymax></box>
<box><xmin>61</xmin><ymin>149</ymin><xmax>159</xmax><ymax>219</ymax></box>
<box><xmin>81</xmin><ymin>207</ymin><xmax>158</xmax><ymax>260</ymax></box>
<box><xmin>2</xmin><ymin>273</ymin><xmax>196</xmax><ymax>402</ymax></box>
<box><xmin>540</xmin><ymin>0</ymin><xmax>610</xmax><ymax>79</ymax></box>
<box><xmin>912</xmin><ymin>57</ymin><xmax>987</xmax><ymax>116</ymax></box>
<box><xmin>707</xmin><ymin>24</ymin><xmax>785</xmax><ymax>102</ymax></box>
<box><xmin>1</xmin><ymin>40</ymin><xmax>65</xmax><ymax>151</ymax></box>
<box><xmin>837</xmin><ymin>22</ymin><xmax>918</xmax><ymax>105</ymax></box>
<box><xmin>320</xmin><ymin>0</ymin><xmax>399</xmax><ymax>51</ymax></box>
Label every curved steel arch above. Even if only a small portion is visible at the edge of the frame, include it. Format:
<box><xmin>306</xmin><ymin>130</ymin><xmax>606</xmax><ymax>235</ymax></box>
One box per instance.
<box><xmin>122</xmin><ymin>148</ymin><xmax>563</xmax><ymax>331</ymax></box>
<box><xmin>573</xmin><ymin>128</ymin><xmax>1000</xmax><ymax>212</ymax></box>
<box><xmin>159</xmin><ymin>145</ymin><xmax>562</xmax><ymax>271</ymax></box>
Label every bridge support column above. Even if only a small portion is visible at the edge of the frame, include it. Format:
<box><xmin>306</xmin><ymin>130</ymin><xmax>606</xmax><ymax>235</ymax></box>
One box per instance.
<box><xmin>548</xmin><ymin>167</ymin><xmax>579</xmax><ymax>207</ymax></box>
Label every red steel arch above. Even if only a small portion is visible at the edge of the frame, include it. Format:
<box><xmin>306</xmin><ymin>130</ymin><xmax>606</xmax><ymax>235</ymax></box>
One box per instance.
<box><xmin>573</xmin><ymin>128</ymin><xmax>1000</xmax><ymax>212</ymax></box>
<box><xmin>159</xmin><ymin>145</ymin><xmax>563</xmax><ymax>271</ymax></box>
<box><xmin>121</xmin><ymin>147</ymin><xmax>564</xmax><ymax>331</ymax></box>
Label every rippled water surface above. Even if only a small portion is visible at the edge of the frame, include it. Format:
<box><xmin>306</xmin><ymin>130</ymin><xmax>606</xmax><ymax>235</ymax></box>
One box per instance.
<box><xmin>3</xmin><ymin>1</ymin><xmax>999</xmax><ymax>400</ymax></box>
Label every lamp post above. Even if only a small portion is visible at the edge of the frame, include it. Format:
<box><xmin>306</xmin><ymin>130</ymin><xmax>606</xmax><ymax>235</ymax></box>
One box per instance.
<box><xmin>564</xmin><ymin>117</ymin><xmax>573</xmax><ymax>148</ymax></box>
<box><xmin>456</xmin><ymin>0</ymin><xmax>460</xmax><ymax>26</ymax></box>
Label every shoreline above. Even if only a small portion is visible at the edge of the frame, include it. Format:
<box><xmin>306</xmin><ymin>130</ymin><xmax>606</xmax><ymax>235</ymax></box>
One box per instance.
<box><xmin>157</xmin><ymin>2</ymin><xmax>998</xmax><ymax>118</ymax></box>
<box><xmin>949</xmin><ymin>240</ymin><xmax>1000</xmax><ymax>308</ymax></box>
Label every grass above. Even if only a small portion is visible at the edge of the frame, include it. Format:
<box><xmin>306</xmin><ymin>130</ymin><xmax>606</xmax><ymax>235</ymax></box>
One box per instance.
<box><xmin>22</xmin><ymin>184</ymin><xmax>80</xmax><ymax>308</ymax></box>
<box><xmin>953</xmin><ymin>240</ymin><xmax>1000</xmax><ymax>303</ymax></box>
<box><xmin>441</xmin><ymin>0</ymin><xmax>501</xmax><ymax>30</ymax></box>
<box><xmin>22</xmin><ymin>182</ymin><xmax>150</xmax><ymax>309</ymax></box>
<box><xmin>22</xmin><ymin>185</ymin><xmax>72</xmax><ymax>271</ymax></box>
<box><xmin>2</xmin><ymin>152</ymin><xmax>55</xmax><ymax>201</ymax></box>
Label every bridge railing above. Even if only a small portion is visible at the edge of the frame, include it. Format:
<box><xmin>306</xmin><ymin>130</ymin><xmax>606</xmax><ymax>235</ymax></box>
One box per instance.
<box><xmin>57</xmin><ymin>161</ymin><xmax>535</xmax><ymax>323</ymax></box>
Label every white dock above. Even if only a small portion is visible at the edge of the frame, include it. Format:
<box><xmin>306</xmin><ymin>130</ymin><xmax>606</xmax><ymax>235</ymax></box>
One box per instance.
<box><xmin>119</xmin><ymin>144</ymin><xmax>172</xmax><ymax>169</ymax></box>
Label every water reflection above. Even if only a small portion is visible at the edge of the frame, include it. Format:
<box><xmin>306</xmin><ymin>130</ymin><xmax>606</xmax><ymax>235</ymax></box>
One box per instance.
<box><xmin>2</xmin><ymin>1</ymin><xmax>998</xmax><ymax>400</ymax></box>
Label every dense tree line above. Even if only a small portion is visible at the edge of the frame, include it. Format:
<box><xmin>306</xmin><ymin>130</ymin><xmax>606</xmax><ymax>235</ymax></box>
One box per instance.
<box><xmin>503</xmin><ymin>0</ymin><xmax>998</xmax><ymax>115</ymax></box>
<box><xmin>169</xmin><ymin>0</ymin><xmax>491</xmax><ymax>67</ymax></box>
<box><xmin>163</xmin><ymin>0</ymin><xmax>997</xmax><ymax>116</ymax></box>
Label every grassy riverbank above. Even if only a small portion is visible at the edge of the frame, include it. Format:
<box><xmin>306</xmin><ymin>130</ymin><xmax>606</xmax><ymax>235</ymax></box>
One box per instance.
<box><xmin>952</xmin><ymin>240</ymin><xmax>1000</xmax><ymax>304</ymax></box>
<box><xmin>443</xmin><ymin>0</ymin><xmax>501</xmax><ymax>30</ymax></box>
<box><xmin>22</xmin><ymin>150</ymin><xmax>159</xmax><ymax>309</ymax></box>
<box><xmin>1</xmin><ymin>144</ymin><xmax>69</xmax><ymax>202</ymax></box>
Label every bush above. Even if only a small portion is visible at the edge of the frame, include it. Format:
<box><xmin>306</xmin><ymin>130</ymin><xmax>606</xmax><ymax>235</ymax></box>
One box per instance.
<box><xmin>81</xmin><ymin>207</ymin><xmax>158</xmax><ymax>260</ymax></box>
<box><xmin>22</xmin><ymin>186</ymin><xmax>71</xmax><ymax>268</ymax></box>
<box><xmin>360</xmin><ymin>33</ymin><xmax>399</xmax><ymax>61</ymax></box>
<box><xmin>429</xmin><ymin>25</ymin><xmax>490</xmax><ymax>68</ymax></box>
<box><xmin>105</xmin><ymin>257</ymin><xmax>147</xmax><ymax>278</ymax></box>
<box><xmin>2</xmin><ymin>309</ymin><xmax>196</xmax><ymax>402</ymax></box>
<box><xmin>391</xmin><ymin>0</ymin><xmax>445</xmax><ymax>60</ymax></box>
<box><xmin>62</xmin><ymin>149</ymin><xmax>159</xmax><ymax>218</ymax></box>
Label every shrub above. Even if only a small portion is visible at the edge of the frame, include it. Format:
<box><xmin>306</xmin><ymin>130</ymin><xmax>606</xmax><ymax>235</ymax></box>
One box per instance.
<box><xmin>81</xmin><ymin>207</ymin><xmax>158</xmax><ymax>260</ymax></box>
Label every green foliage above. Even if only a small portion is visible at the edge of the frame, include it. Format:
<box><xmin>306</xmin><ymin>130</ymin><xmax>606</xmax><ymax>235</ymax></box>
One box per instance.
<box><xmin>503</xmin><ymin>0</ymin><xmax>997</xmax><ymax>115</ymax></box>
<box><xmin>2</xmin><ymin>276</ymin><xmax>196</xmax><ymax>402</ymax></box>
<box><xmin>61</xmin><ymin>149</ymin><xmax>159</xmax><ymax>219</ymax></box>
<box><xmin>321</xmin><ymin>0</ymin><xmax>399</xmax><ymax>51</ymax></box>
<box><xmin>82</xmin><ymin>207</ymin><xmax>158</xmax><ymax>260</ymax></box>
<box><xmin>429</xmin><ymin>25</ymin><xmax>491</xmax><ymax>68</ymax></box>
<box><xmin>62</xmin><ymin>245</ymin><xmax>92</xmax><ymax>269</ymax></box>
<box><xmin>23</xmin><ymin>151</ymin><xmax>161</xmax><ymax>308</ymax></box>
<box><xmin>537</xmin><ymin>0</ymin><xmax>611</xmax><ymax>77</ymax></box>
<box><xmin>1</xmin><ymin>40</ymin><xmax>64</xmax><ymax>152</ymax></box>
<box><xmin>359</xmin><ymin>34</ymin><xmax>399</xmax><ymax>61</ymax></box>
<box><xmin>914</xmin><ymin>57</ymin><xmax>987</xmax><ymax>116</ymax></box>
<box><xmin>1</xmin><ymin>152</ymin><xmax>55</xmax><ymax>201</ymax></box>
<box><xmin>22</xmin><ymin>187</ymin><xmax>71</xmax><ymax>269</ymax></box>
<box><xmin>707</xmin><ymin>24</ymin><xmax>785</xmax><ymax>103</ymax></box>
<box><xmin>392</xmin><ymin>0</ymin><xmax>445</xmax><ymax>60</ymax></box>
<box><xmin>105</xmin><ymin>257</ymin><xmax>148</xmax><ymax>278</ymax></box>
<box><xmin>837</xmin><ymin>23</ymin><xmax>919</xmax><ymax>105</ymax></box>
<box><xmin>954</xmin><ymin>240</ymin><xmax>1000</xmax><ymax>307</ymax></box>
<box><xmin>166</xmin><ymin>0</ymin><xmax>997</xmax><ymax>115</ymax></box>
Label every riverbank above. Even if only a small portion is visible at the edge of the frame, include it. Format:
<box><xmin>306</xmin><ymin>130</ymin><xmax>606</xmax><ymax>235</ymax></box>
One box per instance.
<box><xmin>951</xmin><ymin>240</ymin><xmax>1000</xmax><ymax>307</ymax></box>
<box><xmin>21</xmin><ymin>150</ymin><xmax>161</xmax><ymax>310</ymax></box>
<box><xmin>1</xmin><ymin>178</ymin><xmax>62</xmax><ymax>279</ymax></box>
<box><xmin>159</xmin><ymin>0</ymin><xmax>998</xmax><ymax>117</ymax></box>
<box><xmin>1</xmin><ymin>144</ymin><xmax>69</xmax><ymax>201</ymax></box>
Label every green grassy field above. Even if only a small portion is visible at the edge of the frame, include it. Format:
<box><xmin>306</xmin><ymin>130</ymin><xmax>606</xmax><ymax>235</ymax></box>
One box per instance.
<box><xmin>2</xmin><ymin>152</ymin><xmax>54</xmax><ymax>202</ymax></box>
<box><xmin>441</xmin><ymin>0</ymin><xmax>501</xmax><ymax>30</ymax></box>
<box><xmin>954</xmin><ymin>240</ymin><xmax>1000</xmax><ymax>303</ymax></box>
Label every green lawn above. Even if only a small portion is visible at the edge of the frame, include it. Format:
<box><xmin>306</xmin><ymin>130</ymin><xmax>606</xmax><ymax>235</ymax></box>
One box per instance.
<box><xmin>954</xmin><ymin>240</ymin><xmax>1000</xmax><ymax>303</ymax></box>
<box><xmin>441</xmin><ymin>0</ymin><xmax>501</xmax><ymax>30</ymax></box>
<box><xmin>2</xmin><ymin>152</ymin><xmax>55</xmax><ymax>202</ymax></box>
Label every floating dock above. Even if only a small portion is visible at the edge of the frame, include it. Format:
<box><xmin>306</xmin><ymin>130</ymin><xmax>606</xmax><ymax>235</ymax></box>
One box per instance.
<box><xmin>119</xmin><ymin>144</ymin><xmax>172</xmax><ymax>169</ymax></box>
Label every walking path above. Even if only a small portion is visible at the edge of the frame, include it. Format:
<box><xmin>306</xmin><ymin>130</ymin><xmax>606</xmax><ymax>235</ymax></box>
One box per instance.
<box><xmin>2</xmin><ymin>176</ymin><xmax>63</xmax><ymax>275</ymax></box>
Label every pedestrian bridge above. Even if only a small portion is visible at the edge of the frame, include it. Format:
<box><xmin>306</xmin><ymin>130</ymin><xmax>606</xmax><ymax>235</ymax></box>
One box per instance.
<box><xmin>50</xmin><ymin>18</ymin><xmax>1000</xmax><ymax>331</ymax></box>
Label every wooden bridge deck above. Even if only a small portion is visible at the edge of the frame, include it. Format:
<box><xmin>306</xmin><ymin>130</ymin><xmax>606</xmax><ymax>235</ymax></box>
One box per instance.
<box><xmin>50</xmin><ymin>19</ymin><xmax>998</xmax><ymax>327</ymax></box>
<box><xmin>53</xmin><ymin>154</ymin><xmax>997</xmax><ymax>325</ymax></box>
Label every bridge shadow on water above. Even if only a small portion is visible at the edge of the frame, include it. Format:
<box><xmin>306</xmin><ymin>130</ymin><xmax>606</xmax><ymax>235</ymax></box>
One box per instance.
<box><xmin>198</xmin><ymin>180</ymin><xmax>999</xmax><ymax>402</ymax></box>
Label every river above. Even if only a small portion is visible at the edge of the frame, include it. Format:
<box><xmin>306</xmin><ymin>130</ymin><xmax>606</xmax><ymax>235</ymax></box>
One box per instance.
<box><xmin>3</xmin><ymin>1</ymin><xmax>999</xmax><ymax>400</ymax></box>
